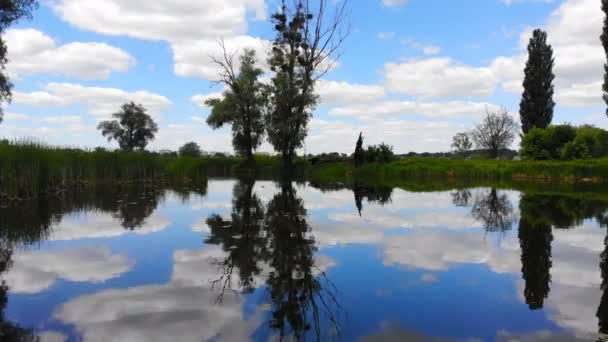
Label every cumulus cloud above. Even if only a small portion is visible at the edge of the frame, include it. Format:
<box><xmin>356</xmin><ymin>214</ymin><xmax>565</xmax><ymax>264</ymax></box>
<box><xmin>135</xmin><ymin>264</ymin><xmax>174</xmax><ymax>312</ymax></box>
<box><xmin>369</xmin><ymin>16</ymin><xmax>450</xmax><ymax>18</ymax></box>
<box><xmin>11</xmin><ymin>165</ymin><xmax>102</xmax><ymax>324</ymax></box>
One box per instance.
<box><xmin>385</xmin><ymin>58</ymin><xmax>496</xmax><ymax>98</ymax></box>
<box><xmin>316</xmin><ymin>80</ymin><xmax>386</xmax><ymax>106</ymax></box>
<box><xmin>5</xmin><ymin>247</ymin><xmax>133</xmax><ymax>294</ymax></box>
<box><xmin>4</xmin><ymin>28</ymin><xmax>134</xmax><ymax>80</ymax></box>
<box><xmin>13</xmin><ymin>83</ymin><xmax>172</xmax><ymax>118</ymax></box>
<box><xmin>493</xmin><ymin>0</ymin><xmax>604</xmax><ymax>107</ymax></box>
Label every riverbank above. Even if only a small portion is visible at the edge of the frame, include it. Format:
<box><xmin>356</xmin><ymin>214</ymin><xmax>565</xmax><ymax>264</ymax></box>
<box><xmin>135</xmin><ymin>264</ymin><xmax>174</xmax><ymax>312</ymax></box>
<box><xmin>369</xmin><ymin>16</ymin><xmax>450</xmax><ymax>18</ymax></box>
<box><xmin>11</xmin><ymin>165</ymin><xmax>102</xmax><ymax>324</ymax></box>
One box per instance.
<box><xmin>310</xmin><ymin>158</ymin><xmax>608</xmax><ymax>185</ymax></box>
<box><xmin>2</xmin><ymin>141</ymin><xmax>608</xmax><ymax>201</ymax></box>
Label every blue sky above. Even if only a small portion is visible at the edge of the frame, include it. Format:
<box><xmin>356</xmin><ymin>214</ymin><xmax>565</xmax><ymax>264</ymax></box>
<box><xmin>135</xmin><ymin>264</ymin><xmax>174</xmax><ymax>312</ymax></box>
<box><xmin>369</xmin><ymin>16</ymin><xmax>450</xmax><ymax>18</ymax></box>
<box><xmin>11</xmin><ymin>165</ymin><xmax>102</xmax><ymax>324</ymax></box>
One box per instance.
<box><xmin>0</xmin><ymin>0</ymin><xmax>604</xmax><ymax>153</ymax></box>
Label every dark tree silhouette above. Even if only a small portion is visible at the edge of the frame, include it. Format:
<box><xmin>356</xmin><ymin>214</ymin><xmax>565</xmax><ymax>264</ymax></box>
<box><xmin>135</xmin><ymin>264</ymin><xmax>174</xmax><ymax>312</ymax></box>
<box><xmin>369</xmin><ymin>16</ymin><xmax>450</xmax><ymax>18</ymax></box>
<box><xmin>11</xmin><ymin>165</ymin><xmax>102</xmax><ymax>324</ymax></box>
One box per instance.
<box><xmin>205</xmin><ymin>175</ymin><xmax>267</xmax><ymax>297</ymax></box>
<box><xmin>602</xmin><ymin>0</ymin><xmax>608</xmax><ymax>119</ymax></box>
<box><xmin>598</xmin><ymin>231</ymin><xmax>608</xmax><ymax>339</ymax></box>
<box><xmin>518</xmin><ymin>193</ymin><xmax>554</xmax><ymax>311</ymax></box>
<box><xmin>0</xmin><ymin>0</ymin><xmax>38</xmax><ymax>125</ymax></box>
<box><xmin>451</xmin><ymin>189</ymin><xmax>472</xmax><ymax>207</ymax></box>
<box><xmin>354</xmin><ymin>132</ymin><xmax>364</xmax><ymax>167</ymax></box>
<box><xmin>264</xmin><ymin>178</ymin><xmax>341</xmax><ymax>340</ymax></box>
<box><xmin>266</xmin><ymin>0</ymin><xmax>350</xmax><ymax>165</ymax></box>
<box><xmin>470</xmin><ymin>107</ymin><xmax>518</xmax><ymax>158</ymax></box>
<box><xmin>178</xmin><ymin>142</ymin><xmax>201</xmax><ymax>157</ymax></box>
<box><xmin>206</xmin><ymin>48</ymin><xmax>266</xmax><ymax>164</ymax></box>
<box><xmin>97</xmin><ymin>102</ymin><xmax>159</xmax><ymax>151</ymax></box>
<box><xmin>471</xmin><ymin>188</ymin><xmax>515</xmax><ymax>232</ymax></box>
<box><xmin>0</xmin><ymin>241</ymin><xmax>37</xmax><ymax>341</ymax></box>
<box><xmin>353</xmin><ymin>183</ymin><xmax>393</xmax><ymax>216</ymax></box>
<box><xmin>520</xmin><ymin>29</ymin><xmax>555</xmax><ymax>134</ymax></box>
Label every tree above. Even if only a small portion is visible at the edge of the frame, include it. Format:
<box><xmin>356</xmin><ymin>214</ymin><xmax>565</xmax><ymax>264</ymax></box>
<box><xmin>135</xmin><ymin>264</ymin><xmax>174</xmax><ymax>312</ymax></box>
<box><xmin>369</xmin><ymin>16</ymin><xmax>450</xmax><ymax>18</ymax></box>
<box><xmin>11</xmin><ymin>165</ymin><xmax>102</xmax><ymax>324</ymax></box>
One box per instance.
<box><xmin>602</xmin><ymin>0</ymin><xmax>608</xmax><ymax>119</ymax></box>
<box><xmin>470</xmin><ymin>107</ymin><xmax>518</xmax><ymax>158</ymax></box>
<box><xmin>206</xmin><ymin>48</ymin><xmax>265</xmax><ymax>164</ymax></box>
<box><xmin>178</xmin><ymin>142</ymin><xmax>201</xmax><ymax>157</ymax></box>
<box><xmin>0</xmin><ymin>0</ymin><xmax>38</xmax><ymax>125</ymax></box>
<box><xmin>451</xmin><ymin>132</ymin><xmax>472</xmax><ymax>155</ymax></box>
<box><xmin>520</xmin><ymin>29</ymin><xmax>555</xmax><ymax>134</ymax></box>
<box><xmin>97</xmin><ymin>102</ymin><xmax>158</xmax><ymax>152</ymax></box>
<box><xmin>354</xmin><ymin>132</ymin><xmax>364</xmax><ymax>167</ymax></box>
<box><xmin>266</xmin><ymin>0</ymin><xmax>350</xmax><ymax>165</ymax></box>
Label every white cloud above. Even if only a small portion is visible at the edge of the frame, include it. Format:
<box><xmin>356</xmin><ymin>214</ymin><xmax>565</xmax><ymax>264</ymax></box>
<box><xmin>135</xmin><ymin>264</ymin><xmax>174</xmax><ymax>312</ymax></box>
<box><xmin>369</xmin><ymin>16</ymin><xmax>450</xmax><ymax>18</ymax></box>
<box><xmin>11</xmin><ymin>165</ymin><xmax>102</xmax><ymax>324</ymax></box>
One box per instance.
<box><xmin>382</xmin><ymin>0</ymin><xmax>409</xmax><ymax>7</ymax></box>
<box><xmin>401</xmin><ymin>37</ymin><xmax>441</xmax><ymax>56</ymax></box>
<box><xmin>190</xmin><ymin>92</ymin><xmax>224</xmax><ymax>108</ymax></box>
<box><xmin>329</xmin><ymin>100</ymin><xmax>500</xmax><ymax>120</ymax></box>
<box><xmin>377</xmin><ymin>32</ymin><xmax>396</xmax><ymax>40</ymax></box>
<box><xmin>385</xmin><ymin>58</ymin><xmax>496</xmax><ymax>98</ymax></box>
<box><xmin>5</xmin><ymin>247</ymin><xmax>133</xmax><ymax>294</ymax></box>
<box><xmin>493</xmin><ymin>0</ymin><xmax>605</xmax><ymax>107</ymax></box>
<box><xmin>51</xmin><ymin>0</ymin><xmax>266</xmax><ymax>42</ymax></box>
<box><xmin>3</xmin><ymin>112</ymin><xmax>30</xmax><ymax>121</ymax></box>
<box><xmin>316</xmin><ymin>80</ymin><xmax>386</xmax><ymax>106</ymax></box>
<box><xmin>173</xmin><ymin>36</ymin><xmax>270</xmax><ymax>79</ymax></box>
<box><xmin>13</xmin><ymin>83</ymin><xmax>172</xmax><ymax>118</ymax></box>
<box><xmin>5</xmin><ymin>28</ymin><xmax>134</xmax><ymax>80</ymax></box>
<box><xmin>49</xmin><ymin>211</ymin><xmax>171</xmax><ymax>241</ymax></box>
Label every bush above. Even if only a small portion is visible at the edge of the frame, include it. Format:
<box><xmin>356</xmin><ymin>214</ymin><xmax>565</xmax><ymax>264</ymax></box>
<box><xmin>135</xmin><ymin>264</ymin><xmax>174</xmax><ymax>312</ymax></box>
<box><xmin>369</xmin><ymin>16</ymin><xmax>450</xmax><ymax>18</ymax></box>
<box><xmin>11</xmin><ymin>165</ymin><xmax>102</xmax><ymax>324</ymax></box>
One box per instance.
<box><xmin>178</xmin><ymin>142</ymin><xmax>202</xmax><ymax>157</ymax></box>
<box><xmin>365</xmin><ymin>143</ymin><xmax>395</xmax><ymax>164</ymax></box>
<box><xmin>520</xmin><ymin>124</ymin><xmax>576</xmax><ymax>160</ymax></box>
<box><xmin>561</xmin><ymin>126</ymin><xmax>608</xmax><ymax>160</ymax></box>
<box><xmin>521</xmin><ymin>125</ymin><xmax>608</xmax><ymax>160</ymax></box>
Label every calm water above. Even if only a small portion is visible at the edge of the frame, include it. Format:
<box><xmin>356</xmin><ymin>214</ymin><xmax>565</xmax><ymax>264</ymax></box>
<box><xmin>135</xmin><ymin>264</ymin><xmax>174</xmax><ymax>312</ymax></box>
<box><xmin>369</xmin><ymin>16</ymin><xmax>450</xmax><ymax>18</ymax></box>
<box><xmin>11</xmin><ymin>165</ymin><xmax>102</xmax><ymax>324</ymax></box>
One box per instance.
<box><xmin>1</xmin><ymin>178</ymin><xmax>608</xmax><ymax>341</ymax></box>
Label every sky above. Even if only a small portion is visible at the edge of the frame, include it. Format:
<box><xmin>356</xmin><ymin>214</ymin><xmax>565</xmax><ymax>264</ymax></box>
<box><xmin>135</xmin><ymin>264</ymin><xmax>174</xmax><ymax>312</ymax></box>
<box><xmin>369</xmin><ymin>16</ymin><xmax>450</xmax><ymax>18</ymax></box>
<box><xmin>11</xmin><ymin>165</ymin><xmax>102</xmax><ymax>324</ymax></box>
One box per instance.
<box><xmin>0</xmin><ymin>0</ymin><xmax>605</xmax><ymax>154</ymax></box>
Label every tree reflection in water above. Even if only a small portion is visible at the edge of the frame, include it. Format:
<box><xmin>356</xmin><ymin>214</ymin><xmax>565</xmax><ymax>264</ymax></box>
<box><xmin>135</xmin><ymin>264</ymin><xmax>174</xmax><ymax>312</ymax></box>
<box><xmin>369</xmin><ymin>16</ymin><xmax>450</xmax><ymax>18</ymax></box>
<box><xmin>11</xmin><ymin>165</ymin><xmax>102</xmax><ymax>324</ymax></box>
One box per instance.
<box><xmin>353</xmin><ymin>183</ymin><xmax>393</xmax><ymax>216</ymax></box>
<box><xmin>598</xmin><ymin>231</ymin><xmax>608</xmax><ymax>341</ymax></box>
<box><xmin>206</xmin><ymin>176</ymin><xmax>342</xmax><ymax>341</ymax></box>
<box><xmin>471</xmin><ymin>188</ymin><xmax>516</xmax><ymax>232</ymax></box>
<box><xmin>205</xmin><ymin>174</ymin><xmax>267</xmax><ymax>298</ymax></box>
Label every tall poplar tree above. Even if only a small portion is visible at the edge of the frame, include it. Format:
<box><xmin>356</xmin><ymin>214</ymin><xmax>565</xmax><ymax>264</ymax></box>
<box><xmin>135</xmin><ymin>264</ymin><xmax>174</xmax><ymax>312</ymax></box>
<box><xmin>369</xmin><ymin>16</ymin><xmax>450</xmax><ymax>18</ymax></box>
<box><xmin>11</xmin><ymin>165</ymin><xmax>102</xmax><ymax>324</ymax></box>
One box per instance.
<box><xmin>602</xmin><ymin>0</ymin><xmax>608</xmax><ymax>118</ymax></box>
<box><xmin>519</xmin><ymin>29</ymin><xmax>555</xmax><ymax>134</ymax></box>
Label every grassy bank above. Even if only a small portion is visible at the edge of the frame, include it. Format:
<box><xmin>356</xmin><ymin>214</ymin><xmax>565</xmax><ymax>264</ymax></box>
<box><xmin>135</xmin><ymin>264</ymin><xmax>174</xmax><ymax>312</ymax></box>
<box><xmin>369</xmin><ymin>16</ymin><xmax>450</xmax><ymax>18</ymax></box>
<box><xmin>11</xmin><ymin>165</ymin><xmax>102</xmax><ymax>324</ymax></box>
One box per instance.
<box><xmin>0</xmin><ymin>142</ymin><xmax>294</xmax><ymax>200</ymax></box>
<box><xmin>3</xmin><ymin>141</ymin><xmax>608</xmax><ymax>201</ymax></box>
<box><xmin>311</xmin><ymin>157</ymin><xmax>608</xmax><ymax>185</ymax></box>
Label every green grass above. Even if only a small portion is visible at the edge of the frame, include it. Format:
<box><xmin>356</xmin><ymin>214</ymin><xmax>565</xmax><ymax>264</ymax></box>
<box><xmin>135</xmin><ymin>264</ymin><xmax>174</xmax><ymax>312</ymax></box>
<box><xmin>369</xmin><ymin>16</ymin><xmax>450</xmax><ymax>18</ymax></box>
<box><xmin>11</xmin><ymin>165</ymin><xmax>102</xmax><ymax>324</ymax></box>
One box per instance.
<box><xmin>3</xmin><ymin>140</ymin><xmax>608</xmax><ymax>200</ymax></box>
<box><xmin>311</xmin><ymin>157</ymin><xmax>608</xmax><ymax>184</ymax></box>
<box><xmin>0</xmin><ymin>141</ymin><xmax>299</xmax><ymax>200</ymax></box>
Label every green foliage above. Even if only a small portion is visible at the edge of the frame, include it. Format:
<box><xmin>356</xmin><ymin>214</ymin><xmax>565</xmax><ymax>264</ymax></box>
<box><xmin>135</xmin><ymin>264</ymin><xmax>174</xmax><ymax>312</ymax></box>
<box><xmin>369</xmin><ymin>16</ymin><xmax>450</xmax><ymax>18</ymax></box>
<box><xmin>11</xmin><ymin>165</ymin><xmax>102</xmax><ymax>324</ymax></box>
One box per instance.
<box><xmin>365</xmin><ymin>143</ymin><xmax>395</xmax><ymax>164</ymax></box>
<box><xmin>602</xmin><ymin>0</ymin><xmax>608</xmax><ymax>118</ymax></box>
<box><xmin>0</xmin><ymin>0</ymin><xmax>38</xmax><ymax>123</ymax></box>
<box><xmin>354</xmin><ymin>132</ymin><xmax>364</xmax><ymax>167</ymax></box>
<box><xmin>521</xmin><ymin>125</ymin><xmax>608</xmax><ymax>160</ymax></box>
<box><xmin>265</xmin><ymin>3</ymin><xmax>319</xmax><ymax>164</ymax></box>
<box><xmin>97</xmin><ymin>102</ymin><xmax>159</xmax><ymax>151</ymax></box>
<box><xmin>520</xmin><ymin>124</ymin><xmax>576</xmax><ymax>160</ymax></box>
<box><xmin>178</xmin><ymin>142</ymin><xmax>201</xmax><ymax>157</ymax></box>
<box><xmin>206</xmin><ymin>49</ymin><xmax>266</xmax><ymax>162</ymax></box>
<box><xmin>520</xmin><ymin>29</ymin><xmax>555</xmax><ymax>134</ymax></box>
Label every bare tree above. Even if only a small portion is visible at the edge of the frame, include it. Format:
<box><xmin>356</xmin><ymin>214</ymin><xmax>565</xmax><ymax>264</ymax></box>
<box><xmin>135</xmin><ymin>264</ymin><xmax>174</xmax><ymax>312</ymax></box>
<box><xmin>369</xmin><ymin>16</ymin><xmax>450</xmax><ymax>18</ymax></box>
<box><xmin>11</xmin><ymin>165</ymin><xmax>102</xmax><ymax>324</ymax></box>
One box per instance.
<box><xmin>470</xmin><ymin>107</ymin><xmax>518</xmax><ymax>158</ymax></box>
<box><xmin>451</xmin><ymin>132</ymin><xmax>472</xmax><ymax>155</ymax></box>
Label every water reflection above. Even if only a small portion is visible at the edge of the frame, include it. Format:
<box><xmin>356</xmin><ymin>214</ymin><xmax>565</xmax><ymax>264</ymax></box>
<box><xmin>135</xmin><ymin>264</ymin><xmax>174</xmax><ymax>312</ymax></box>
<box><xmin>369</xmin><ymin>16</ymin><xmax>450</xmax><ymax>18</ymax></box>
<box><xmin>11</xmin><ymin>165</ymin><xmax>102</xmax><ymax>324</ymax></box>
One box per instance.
<box><xmin>0</xmin><ymin>244</ymin><xmax>36</xmax><ymax>341</ymax></box>
<box><xmin>471</xmin><ymin>188</ymin><xmax>516</xmax><ymax>232</ymax></box>
<box><xmin>4</xmin><ymin>179</ymin><xmax>608</xmax><ymax>341</ymax></box>
<box><xmin>207</xmin><ymin>177</ymin><xmax>341</xmax><ymax>340</ymax></box>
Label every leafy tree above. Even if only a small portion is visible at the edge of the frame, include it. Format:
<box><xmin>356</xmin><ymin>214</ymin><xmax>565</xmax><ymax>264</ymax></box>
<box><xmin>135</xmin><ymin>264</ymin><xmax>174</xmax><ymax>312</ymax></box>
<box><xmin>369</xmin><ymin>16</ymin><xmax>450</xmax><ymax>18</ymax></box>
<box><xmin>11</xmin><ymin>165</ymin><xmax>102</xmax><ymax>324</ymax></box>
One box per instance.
<box><xmin>470</xmin><ymin>107</ymin><xmax>518</xmax><ymax>158</ymax></box>
<box><xmin>520</xmin><ymin>29</ymin><xmax>555</xmax><ymax>134</ymax></box>
<box><xmin>265</xmin><ymin>0</ymin><xmax>349</xmax><ymax>165</ymax></box>
<box><xmin>520</xmin><ymin>124</ymin><xmax>576</xmax><ymax>160</ymax></box>
<box><xmin>0</xmin><ymin>0</ymin><xmax>38</xmax><ymax>125</ymax></box>
<box><xmin>354</xmin><ymin>132</ymin><xmax>364</xmax><ymax>167</ymax></box>
<box><xmin>178</xmin><ymin>141</ymin><xmax>201</xmax><ymax>157</ymax></box>
<box><xmin>206</xmin><ymin>48</ymin><xmax>265</xmax><ymax>164</ymax></box>
<box><xmin>602</xmin><ymin>0</ymin><xmax>608</xmax><ymax>119</ymax></box>
<box><xmin>451</xmin><ymin>132</ymin><xmax>472</xmax><ymax>155</ymax></box>
<box><xmin>365</xmin><ymin>143</ymin><xmax>395</xmax><ymax>163</ymax></box>
<box><xmin>97</xmin><ymin>102</ymin><xmax>158</xmax><ymax>152</ymax></box>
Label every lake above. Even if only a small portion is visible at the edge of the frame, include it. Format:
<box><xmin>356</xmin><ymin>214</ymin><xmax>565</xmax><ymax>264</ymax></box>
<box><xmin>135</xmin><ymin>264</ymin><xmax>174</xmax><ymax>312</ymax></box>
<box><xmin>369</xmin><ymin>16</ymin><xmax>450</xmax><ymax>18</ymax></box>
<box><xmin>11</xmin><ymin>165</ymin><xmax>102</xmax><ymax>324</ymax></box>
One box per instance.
<box><xmin>1</xmin><ymin>177</ymin><xmax>607</xmax><ymax>341</ymax></box>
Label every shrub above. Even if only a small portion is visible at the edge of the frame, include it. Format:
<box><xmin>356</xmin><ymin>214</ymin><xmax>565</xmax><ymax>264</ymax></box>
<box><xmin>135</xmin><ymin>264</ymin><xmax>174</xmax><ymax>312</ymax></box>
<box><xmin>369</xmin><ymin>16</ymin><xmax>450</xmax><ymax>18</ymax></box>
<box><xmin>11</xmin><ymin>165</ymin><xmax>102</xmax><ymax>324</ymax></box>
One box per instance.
<box><xmin>521</xmin><ymin>124</ymin><xmax>608</xmax><ymax>160</ymax></box>
<box><xmin>365</xmin><ymin>143</ymin><xmax>395</xmax><ymax>164</ymax></box>
<box><xmin>520</xmin><ymin>124</ymin><xmax>576</xmax><ymax>160</ymax></box>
